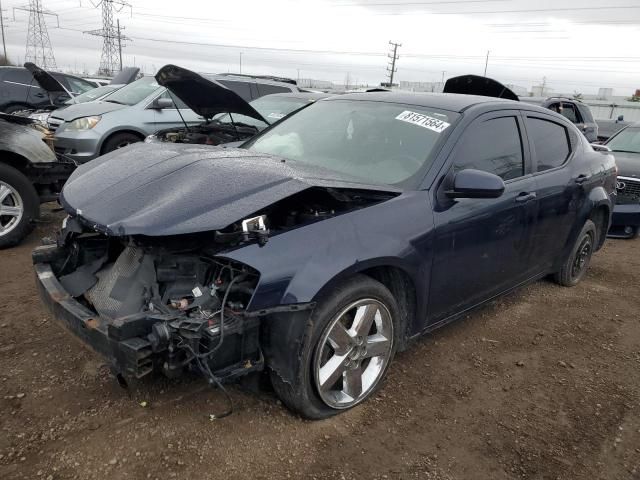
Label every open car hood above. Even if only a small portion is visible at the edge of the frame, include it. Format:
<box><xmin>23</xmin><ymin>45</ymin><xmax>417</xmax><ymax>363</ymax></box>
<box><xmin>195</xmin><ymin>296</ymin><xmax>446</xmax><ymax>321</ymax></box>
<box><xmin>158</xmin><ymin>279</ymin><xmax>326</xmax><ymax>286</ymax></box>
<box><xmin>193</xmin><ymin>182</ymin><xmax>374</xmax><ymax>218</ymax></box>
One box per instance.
<box><xmin>443</xmin><ymin>74</ymin><xmax>519</xmax><ymax>101</ymax></box>
<box><xmin>60</xmin><ymin>143</ymin><xmax>398</xmax><ymax>237</ymax></box>
<box><xmin>110</xmin><ymin>67</ymin><xmax>140</xmax><ymax>85</ymax></box>
<box><xmin>24</xmin><ymin>62</ymin><xmax>69</xmax><ymax>96</ymax></box>
<box><xmin>155</xmin><ymin>64</ymin><xmax>267</xmax><ymax>123</ymax></box>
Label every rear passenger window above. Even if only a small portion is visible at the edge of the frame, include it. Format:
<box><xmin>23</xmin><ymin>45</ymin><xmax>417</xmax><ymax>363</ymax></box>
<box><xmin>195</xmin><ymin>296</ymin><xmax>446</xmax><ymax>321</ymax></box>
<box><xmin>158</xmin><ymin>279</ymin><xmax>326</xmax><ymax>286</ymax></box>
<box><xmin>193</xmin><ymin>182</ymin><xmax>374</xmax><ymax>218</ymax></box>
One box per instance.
<box><xmin>3</xmin><ymin>69</ymin><xmax>35</xmax><ymax>85</ymax></box>
<box><xmin>526</xmin><ymin>117</ymin><xmax>571</xmax><ymax>172</ymax></box>
<box><xmin>560</xmin><ymin>103</ymin><xmax>579</xmax><ymax>123</ymax></box>
<box><xmin>454</xmin><ymin>116</ymin><xmax>524</xmax><ymax>181</ymax></box>
<box><xmin>256</xmin><ymin>84</ymin><xmax>291</xmax><ymax>97</ymax></box>
<box><xmin>218</xmin><ymin>80</ymin><xmax>253</xmax><ymax>101</ymax></box>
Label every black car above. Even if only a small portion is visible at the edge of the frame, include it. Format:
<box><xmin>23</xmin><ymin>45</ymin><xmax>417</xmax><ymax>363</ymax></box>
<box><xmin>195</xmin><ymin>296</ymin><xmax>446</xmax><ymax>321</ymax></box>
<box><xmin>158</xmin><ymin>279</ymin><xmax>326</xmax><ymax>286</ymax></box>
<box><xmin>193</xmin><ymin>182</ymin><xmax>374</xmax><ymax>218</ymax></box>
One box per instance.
<box><xmin>33</xmin><ymin>85</ymin><xmax>616</xmax><ymax>419</ymax></box>
<box><xmin>0</xmin><ymin>65</ymin><xmax>95</xmax><ymax>114</ymax></box>
<box><xmin>0</xmin><ymin>113</ymin><xmax>74</xmax><ymax>247</ymax></box>
<box><xmin>605</xmin><ymin>123</ymin><xmax>640</xmax><ymax>238</ymax></box>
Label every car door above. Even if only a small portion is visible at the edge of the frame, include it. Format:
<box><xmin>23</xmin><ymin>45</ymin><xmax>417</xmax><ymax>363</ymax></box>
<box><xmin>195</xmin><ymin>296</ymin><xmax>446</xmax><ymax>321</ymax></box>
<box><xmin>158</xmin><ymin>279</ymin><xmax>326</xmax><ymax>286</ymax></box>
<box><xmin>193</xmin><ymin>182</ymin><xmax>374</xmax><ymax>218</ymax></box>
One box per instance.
<box><xmin>522</xmin><ymin>113</ymin><xmax>585</xmax><ymax>273</ymax></box>
<box><xmin>2</xmin><ymin>69</ymin><xmax>50</xmax><ymax>109</ymax></box>
<box><xmin>427</xmin><ymin>111</ymin><xmax>538</xmax><ymax>324</ymax></box>
<box><xmin>150</xmin><ymin>90</ymin><xmax>202</xmax><ymax>132</ymax></box>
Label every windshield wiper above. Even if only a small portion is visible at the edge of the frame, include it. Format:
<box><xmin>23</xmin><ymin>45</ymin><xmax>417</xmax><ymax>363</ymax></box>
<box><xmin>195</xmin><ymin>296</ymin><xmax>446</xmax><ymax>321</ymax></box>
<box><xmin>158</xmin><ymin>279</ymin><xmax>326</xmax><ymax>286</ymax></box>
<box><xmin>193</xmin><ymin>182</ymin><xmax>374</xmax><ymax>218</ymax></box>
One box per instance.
<box><xmin>104</xmin><ymin>99</ymin><xmax>125</xmax><ymax>105</ymax></box>
<box><xmin>612</xmin><ymin>149</ymin><xmax>640</xmax><ymax>154</ymax></box>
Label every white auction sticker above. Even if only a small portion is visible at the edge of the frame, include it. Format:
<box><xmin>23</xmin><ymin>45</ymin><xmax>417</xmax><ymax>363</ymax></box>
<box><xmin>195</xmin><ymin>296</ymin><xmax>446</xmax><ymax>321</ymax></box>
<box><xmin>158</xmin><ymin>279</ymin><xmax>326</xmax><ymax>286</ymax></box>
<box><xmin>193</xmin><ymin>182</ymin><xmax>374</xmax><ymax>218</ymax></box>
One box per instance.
<box><xmin>395</xmin><ymin>110</ymin><xmax>450</xmax><ymax>133</ymax></box>
<box><xmin>267</xmin><ymin>112</ymin><xmax>286</xmax><ymax>120</ymax></box>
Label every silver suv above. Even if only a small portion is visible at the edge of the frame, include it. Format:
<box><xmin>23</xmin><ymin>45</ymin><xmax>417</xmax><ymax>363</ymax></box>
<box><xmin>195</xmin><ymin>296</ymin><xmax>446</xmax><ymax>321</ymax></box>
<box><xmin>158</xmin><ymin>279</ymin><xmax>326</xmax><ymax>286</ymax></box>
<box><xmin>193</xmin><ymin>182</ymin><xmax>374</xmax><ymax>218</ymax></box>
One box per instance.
<box><xmin>49</xmin><ymin>74</ymin><xmax>299</xmax><ymax>163</ymax></box>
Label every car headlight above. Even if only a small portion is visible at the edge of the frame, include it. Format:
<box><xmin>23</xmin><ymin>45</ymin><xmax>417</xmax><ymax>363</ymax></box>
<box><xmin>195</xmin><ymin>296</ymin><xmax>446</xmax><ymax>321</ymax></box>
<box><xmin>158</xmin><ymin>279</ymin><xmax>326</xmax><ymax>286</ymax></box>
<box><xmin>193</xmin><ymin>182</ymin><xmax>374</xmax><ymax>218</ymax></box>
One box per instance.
<box><xmin>28</xmin><ymin>112</ymin><xmax>51</xmax><ymax>124</ymax></box>
<box><xmin>67</xmin><ymin>116</ymin><xmax>101</xmax><ymax>131</ymax></box>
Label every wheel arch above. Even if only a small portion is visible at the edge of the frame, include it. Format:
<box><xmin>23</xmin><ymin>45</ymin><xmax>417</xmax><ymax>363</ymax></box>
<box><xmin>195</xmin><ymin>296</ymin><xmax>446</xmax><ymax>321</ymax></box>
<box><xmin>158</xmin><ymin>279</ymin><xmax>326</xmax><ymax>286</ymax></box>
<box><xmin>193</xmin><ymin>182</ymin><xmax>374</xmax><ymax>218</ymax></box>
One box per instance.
<box><xmin>589</xmin><ymin>203</ymin><xmax>610</xmax><ymax>250</ymax></box>
<box><xmin>311</xmin><ymin>260</ymin><xmax>418</xmax><ymax>349</ymax></box>
<box><xmin>99</xmin><ymin>129</ymin><xmax>146</xmax><ymax>155</ymax></box>
<box><xmin>0</xmin><ymin>150</ymin><xmax>32</xmax><ymax>177</ymax></box>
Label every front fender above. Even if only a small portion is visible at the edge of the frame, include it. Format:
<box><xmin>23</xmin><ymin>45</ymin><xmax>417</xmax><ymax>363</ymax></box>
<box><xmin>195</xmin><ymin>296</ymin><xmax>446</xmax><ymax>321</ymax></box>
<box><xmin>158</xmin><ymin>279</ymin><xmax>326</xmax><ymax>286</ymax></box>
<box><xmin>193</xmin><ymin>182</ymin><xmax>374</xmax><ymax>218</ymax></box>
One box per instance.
<box><xmin>0</xmin><ymin>119</ymin><xmax>56</xmax><ymax>164</ymax></box>
<box><xmin>223</xmin><ymin>191</ymin><xmax>434</xmax><ymax>315</ymax></box>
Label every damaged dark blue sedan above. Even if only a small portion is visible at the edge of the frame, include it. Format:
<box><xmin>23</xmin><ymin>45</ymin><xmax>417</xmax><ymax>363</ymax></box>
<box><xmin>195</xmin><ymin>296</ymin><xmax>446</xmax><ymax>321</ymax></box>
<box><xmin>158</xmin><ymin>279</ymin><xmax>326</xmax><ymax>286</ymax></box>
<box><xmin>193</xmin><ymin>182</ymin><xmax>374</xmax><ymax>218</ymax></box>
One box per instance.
<box><xmin>33</xmin><ymin>86</ymin><xmax>616</xmax><ymax>419</ymax></box>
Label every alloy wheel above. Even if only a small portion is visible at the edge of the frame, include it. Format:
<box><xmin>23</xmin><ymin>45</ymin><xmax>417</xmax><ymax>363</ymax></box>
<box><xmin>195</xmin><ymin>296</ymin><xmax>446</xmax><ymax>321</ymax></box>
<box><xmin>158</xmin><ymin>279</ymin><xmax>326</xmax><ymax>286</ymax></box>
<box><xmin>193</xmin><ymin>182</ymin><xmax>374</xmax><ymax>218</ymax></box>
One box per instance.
<box><xmin>0</xmin><ymin>181</ymin><xmax>24</xmax><ymax>238</ymax></box>
<box><xmin>314</xmin><ymin>298</ymin><xmax>394</xmax><ymax>409</ymax></box>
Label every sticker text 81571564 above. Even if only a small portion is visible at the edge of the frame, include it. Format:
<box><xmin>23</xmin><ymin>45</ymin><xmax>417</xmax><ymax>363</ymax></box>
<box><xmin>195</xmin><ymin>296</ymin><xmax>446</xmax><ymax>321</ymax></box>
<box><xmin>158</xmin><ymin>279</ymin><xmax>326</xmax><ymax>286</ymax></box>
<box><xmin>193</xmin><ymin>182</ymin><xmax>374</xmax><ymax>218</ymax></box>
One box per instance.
<box><xmin>395</xmin><ymin>110</ymin><xmax>450</xmax><ymax>133</ymax></box>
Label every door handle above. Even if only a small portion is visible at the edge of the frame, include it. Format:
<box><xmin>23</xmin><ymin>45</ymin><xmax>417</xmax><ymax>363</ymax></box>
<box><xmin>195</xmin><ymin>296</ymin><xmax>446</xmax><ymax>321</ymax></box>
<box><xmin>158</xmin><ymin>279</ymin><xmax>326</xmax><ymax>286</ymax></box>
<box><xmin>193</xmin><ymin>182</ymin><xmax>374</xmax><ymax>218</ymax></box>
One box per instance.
<box><xmin>515</xmin><ymin>192</ymin><xmax>537</xmax><ymax>203</ymax></box>
<box><xmin>575</xmin><ymin>174</ymin><xmax>588</xmax><ymax>184</ymax></box>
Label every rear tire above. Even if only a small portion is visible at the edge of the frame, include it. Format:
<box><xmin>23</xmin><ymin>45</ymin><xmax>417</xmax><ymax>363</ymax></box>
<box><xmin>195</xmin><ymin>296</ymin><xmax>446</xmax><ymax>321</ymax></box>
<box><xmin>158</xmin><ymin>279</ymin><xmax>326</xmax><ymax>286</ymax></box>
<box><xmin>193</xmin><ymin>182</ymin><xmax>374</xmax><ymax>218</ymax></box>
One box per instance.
<box><xmin>554</xmin><ymin>220</ymin><xmax>596</xmax><ymax>287</ymax></box>
<box><xmin>102</xmin><ymin>132</ymin><xmax>142</xmax><ymax>154</ymax></box>
<box><xmin>0</xmin><ymin>163</ymin><xmax>40</xmax><ymax>248</ymax></box>
<box><xmin>270</xmin><ymin>274</ymin><xmax>400</xmax><ymax>419</ymax></box>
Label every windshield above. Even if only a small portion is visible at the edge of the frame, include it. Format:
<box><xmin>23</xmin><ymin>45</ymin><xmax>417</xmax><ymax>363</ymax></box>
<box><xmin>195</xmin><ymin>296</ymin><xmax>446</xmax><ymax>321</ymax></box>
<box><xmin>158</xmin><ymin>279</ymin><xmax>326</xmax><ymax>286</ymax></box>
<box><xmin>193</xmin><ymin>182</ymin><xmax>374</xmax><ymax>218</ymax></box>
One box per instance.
<box><xmin>607</xmin><ymin>127</ymin><xmax>640</xmax><ymax>154</ymax></box>
<box><xmin>102</xmin><ymin>77</ymin><xmax>161</xmax><ymax>106</ymax></box>
<box><xmin>65</xmin><ymin>85</ymin><xmax>119</xmax><ymax>105</ymax></box>
<box><xmin>216</xmin><ymin>95</ymin><xmax>312</xmax><ymax>128</ymax></box>
<box><xmin>246</xmin><ymin>99</ymin><xmax>458</xmax><ymax>186</ymax></box>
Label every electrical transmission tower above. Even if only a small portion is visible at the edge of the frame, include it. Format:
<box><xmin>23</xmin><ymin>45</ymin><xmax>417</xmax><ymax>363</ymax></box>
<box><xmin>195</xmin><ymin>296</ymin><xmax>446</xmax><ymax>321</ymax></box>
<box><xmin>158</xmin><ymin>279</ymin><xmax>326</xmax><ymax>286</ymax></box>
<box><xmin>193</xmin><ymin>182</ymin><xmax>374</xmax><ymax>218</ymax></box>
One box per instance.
<box><xmin>84</xmin><ymin>0</ymin><xmax>130</xmax><ymax>76</ymax></box>
<box><xmin>13</xmin><ymin>0</ymin><xmax>58</xmax><ymax>68</ymax></box>
<box><xmin>385</xmin><ymin>41</ymin><xmax>401</xmax><ymax>87</ymax></box>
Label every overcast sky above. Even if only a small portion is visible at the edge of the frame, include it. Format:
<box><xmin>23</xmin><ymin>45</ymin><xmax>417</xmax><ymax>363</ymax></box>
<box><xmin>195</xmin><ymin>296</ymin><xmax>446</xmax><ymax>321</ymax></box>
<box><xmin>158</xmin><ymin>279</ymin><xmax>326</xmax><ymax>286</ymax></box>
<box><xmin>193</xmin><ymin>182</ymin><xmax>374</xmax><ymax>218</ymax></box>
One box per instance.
<box><xmin>2</xmin><ymin>0</ymin><xmax>640</xmax><ymax>95</ymax></box>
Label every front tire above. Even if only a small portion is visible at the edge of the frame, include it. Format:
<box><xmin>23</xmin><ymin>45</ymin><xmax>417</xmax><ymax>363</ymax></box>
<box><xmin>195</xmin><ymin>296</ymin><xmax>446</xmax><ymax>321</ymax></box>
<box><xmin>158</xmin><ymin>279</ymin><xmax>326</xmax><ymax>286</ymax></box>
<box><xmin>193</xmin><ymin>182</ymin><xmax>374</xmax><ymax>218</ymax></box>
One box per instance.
<box><xmin>554</xmin><ymin>220</ymin><xmax>596</xmax><ymax>287</ymax></box>
<box><xmin>0</xmin><ymin>163</ymin><xmax>40</xmax><ymax>248</ymax></box>
<box><xmin>270</xmin><ymin>274</ymin><xmax>400</xmax><ymax>419</ymax></box>
<box><xmin>102</xmin><ymin>132</ymin><xmax>142</xmax><ymax>154</ymax></box>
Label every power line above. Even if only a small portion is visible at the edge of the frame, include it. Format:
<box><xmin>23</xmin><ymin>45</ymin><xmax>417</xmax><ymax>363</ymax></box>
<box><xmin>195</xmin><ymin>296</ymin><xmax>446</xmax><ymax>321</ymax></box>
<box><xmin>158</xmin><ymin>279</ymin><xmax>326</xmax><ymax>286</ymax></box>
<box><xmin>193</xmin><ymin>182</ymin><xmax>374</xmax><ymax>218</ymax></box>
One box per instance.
<box><xmin>84</xmin><ymin>0</ymin><xmax>130</xmax><ymax>75</ymax></box>
<box><xmin>14</xmin><ymin>0</ymin><xmax>58</xmax><ymax>68</ymax></box>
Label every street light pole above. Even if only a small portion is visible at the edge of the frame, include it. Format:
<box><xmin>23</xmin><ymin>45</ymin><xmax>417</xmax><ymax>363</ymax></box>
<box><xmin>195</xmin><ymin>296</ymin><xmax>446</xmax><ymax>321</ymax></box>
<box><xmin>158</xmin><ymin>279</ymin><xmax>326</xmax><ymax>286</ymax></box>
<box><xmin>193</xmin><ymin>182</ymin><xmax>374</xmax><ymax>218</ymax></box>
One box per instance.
<box><xmin>0</xmin><ymin>0</ymin><xmax>7</xmax><ymax>60</ymax></box>
<box><xmin>239</xmin><ymin>52</ymin><xmax>242</xmax><ymax>74</ymax></box>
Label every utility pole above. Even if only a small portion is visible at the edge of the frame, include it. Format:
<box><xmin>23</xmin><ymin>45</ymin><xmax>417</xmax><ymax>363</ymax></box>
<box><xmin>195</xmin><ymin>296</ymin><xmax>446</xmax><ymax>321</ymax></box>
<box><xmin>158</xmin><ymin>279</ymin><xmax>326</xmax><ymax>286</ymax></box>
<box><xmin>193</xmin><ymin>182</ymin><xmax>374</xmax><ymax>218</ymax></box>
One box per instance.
<box><xmin>84</xmin><ymin>0</ymin><xmax>131</xmax><ymax>76</ymax></box>
<box><xmin>117</xmin><ymin>18</ymin><xmax>122</xmax><ymax>70</ymax></box>
<box><xmin>13</xmin><ymin>0</ymin><xmax>58</xmax><ymax>68</ymax></box>
<box><xmin>484</xmin><ymin>50</ymin><xmax>490</xmax><ymax>76</ymax></box>
<box><xmin>386</xmin><ymin>41</ymin><xmax>401</xmax><ymax>87</ymax></box>
<box><xmin>0</xmin><ymin>0</ymin><xmax>7</xmax><ymax>59</ymax></box>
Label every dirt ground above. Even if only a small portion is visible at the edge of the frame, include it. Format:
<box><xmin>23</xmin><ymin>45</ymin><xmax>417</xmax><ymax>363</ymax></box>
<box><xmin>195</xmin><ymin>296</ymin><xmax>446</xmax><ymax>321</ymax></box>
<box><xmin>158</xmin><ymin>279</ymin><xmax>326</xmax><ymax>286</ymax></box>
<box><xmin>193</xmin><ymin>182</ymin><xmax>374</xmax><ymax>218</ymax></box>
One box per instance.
<box><xmin>0</xmin><ymin>205</ymin><xmax>639</xmax><ymax>480</ymax></box>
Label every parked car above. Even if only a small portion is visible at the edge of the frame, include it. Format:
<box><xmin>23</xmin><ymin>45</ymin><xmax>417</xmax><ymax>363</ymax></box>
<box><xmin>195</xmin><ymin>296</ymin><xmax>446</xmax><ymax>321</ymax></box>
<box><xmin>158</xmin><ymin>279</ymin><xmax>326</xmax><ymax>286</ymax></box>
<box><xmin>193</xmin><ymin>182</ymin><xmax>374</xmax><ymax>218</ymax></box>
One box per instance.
<box><xmin>34</xmin><ymin>87</ymin><xmax>616</xmax><ymax>419</ymax></box>
<box><xmin>0</xmin><ymin>113</ymin><xmax>74</xmax><ymax>247</ymax></box>
<box><xmin>0</xmin><ymin>64</ymin><xmax>95</xmax><ymax>114</ymax></box>
<box><xmin>443</xmin><ymin>76</ymin><xmax>599</xmax><ymax>142</ymax></box>
<box><xmin>604</xmin><ymin>123</ymin><xmax>640</xmax><ymax>238</ymax></box>
<box><xmin>148</xmin><ymin>65</ymin><xmax>328</xmax><ymax>145</ymax></box>
<box><xmin>29</xmin><ymin>67</ymin><xmax>140</xmax><ymax>126</ymax></box>
<box><xmin>50</xmin><ymin>70</ymin><xmax>301</xmax><ymax>163</ymax></box>
<box><xmin>597</xmin><ymin>115</ymin><xmax>631</xmax><ymax>142</ymax></box>
<box><xmin>521</xmin><ymin>96</ymin><xmax>599</xmax><ymax>142</ymax></box>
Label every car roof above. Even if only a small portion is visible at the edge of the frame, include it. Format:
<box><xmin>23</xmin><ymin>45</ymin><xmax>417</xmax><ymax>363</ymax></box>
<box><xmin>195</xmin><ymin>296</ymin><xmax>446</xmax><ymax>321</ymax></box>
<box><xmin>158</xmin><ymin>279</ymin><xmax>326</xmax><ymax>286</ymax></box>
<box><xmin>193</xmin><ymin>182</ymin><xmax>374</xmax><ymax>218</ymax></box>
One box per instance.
<box><xmin>324</xmin><ymin>91</ymin><xmax>518</xmax><ymax>113</ymax></box>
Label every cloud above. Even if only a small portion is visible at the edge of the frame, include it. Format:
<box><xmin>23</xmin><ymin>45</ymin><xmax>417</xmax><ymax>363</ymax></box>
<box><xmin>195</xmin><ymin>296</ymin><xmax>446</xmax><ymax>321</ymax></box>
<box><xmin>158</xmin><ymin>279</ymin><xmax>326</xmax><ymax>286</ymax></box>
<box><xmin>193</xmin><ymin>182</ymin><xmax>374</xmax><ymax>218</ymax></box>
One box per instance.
<box><xmin>2</xmin><ymin>0</ymin><xmax>639</xmax><ymax>94</ymax></box>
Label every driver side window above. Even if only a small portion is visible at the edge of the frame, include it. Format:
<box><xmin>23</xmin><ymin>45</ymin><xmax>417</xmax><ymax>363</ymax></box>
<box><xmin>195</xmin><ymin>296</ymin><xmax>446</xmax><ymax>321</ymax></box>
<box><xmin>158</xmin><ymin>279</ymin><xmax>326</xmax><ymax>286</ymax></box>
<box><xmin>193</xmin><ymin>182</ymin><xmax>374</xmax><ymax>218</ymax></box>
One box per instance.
<box><xmin>453</xmin><ymin>116</ymin><xmax>524</xmax><ymax>181</ymax></box>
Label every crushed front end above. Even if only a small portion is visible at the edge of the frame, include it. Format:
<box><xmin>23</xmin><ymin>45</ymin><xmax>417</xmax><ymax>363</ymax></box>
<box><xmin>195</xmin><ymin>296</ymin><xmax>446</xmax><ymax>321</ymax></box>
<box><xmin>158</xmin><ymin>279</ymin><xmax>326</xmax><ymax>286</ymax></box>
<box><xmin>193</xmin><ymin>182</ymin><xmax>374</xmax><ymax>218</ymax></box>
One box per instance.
<box><xmin>33</xmin><ymin>219</ymin><xmax>264</xmax><ymax>383</ymax></box>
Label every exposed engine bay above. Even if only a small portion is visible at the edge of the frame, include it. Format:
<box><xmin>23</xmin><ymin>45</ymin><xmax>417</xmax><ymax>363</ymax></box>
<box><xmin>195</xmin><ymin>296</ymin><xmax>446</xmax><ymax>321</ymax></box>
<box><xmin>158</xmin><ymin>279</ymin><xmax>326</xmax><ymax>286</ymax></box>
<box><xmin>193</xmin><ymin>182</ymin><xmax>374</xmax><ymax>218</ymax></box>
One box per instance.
<box><xmin>152</xmin><ymin>120</ymin><xmax>261</xmax><ymax>146</ymax></box>
<box><xmin>35</xmin><ymin>186</ymin><xmax>395</xmax><ymax>392</ymax></box>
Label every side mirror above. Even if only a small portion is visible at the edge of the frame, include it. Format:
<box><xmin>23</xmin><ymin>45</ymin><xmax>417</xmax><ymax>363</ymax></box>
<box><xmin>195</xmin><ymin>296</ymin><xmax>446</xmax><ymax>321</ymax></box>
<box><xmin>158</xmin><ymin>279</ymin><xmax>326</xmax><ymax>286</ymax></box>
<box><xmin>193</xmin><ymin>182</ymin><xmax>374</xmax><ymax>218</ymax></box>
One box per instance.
<box><xmin>617</xmin><ymin>115</ymin><xmax>624</xmax><ymax>122</ymax></box>
<box><xmin>591</xmin><ymin>143</ymin><xmax>611</xmax><ymax>152</ymax></box>
<box><xmin>151</xmin><ymin>97</ymin><xmax>174</xmax><ymax>110</ymax></box>
<box><xmin>446</xmin><ymin>169</ymin><xmax>505</xmax><ymax>199</ymax></box>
